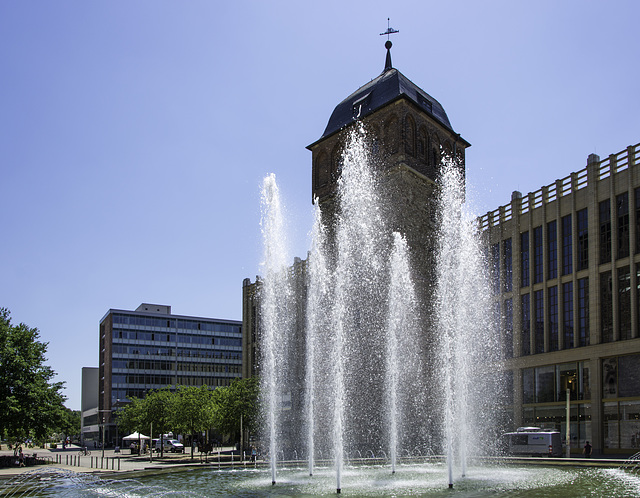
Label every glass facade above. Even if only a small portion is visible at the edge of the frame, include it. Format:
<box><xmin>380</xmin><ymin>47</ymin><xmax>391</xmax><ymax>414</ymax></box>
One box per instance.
<box><xmin>599</xmin><ymin>199</ymin><xmax>612</xmax><ymax>264</ymax></box>
<box><xmin>492</xmin><ymin>243</ymin><xmax>500</xmax><ymax>294</ymax></box>
<box><xmin>504</xmin><ymin>298</ymin><xmax>513</xmax><ymax>358</ymax></box>
<box><xmin>562</xmin><ymin>214</ymin><xmax>573</xmax><ymax>275</ymax></box>
<box><xmin>617</xmin><ymin>192</ymin><xmax>629</xmax><ymax>259</ymax></box>
<box><xmin>483</xmin><ymin>143</ymin><xmax>640</xmax><ymax>456</ymax></box>
<box><xmin>549</xmin><ymin>286</ymin><xmax>558</xmax><ymax>351</ymax></box>
<box><xmin>533</xmin><ymin>226</ymin><xmax>543</xmax><ymax>284</ymax></box>
<box><xmin>522</xmin><ymin>361</ymin><xmax>592</xmax><ymax>449</ymax></box>
<box><xmin>577</xmin><ymin>208</ymin><xmax>588</xmax><ymax>270</ymax></box>
<box><xmin>503</xmin><ymin>238</ymin><xmax>512</xmax><ymax>292</ymax></box>
<box><xmin>521</xmin><ymin>231</ymin><xmax>530</xmax><ymax>287</ymax></box>
<box><xmin>548</xmin><ymin>220</ymin><xmax>557</xmax><ymax>280</ymax></box>
<box><xmin>563</xmin><ymin>282</ymin><xmax>574</xmax><ymax>349</ymax></box>
<box><xmin>618</xmin><ymin>266</ymin><xmax>631</xmax><ymax>340</ymax></box>
<box><xmin>108</xmin><ymin>312</ymin><xmax>242</xmax><ymax>403</ymax></box>
<box><xmin>602</xmin><ymin>354</ymin><xmax>640</xmax><ymax>449</ymax></box>
<box><xmin>600</xmin><ymin>271</ymin><xmax>613</xmax><ymax>343</ymax></box>
<box><xmin>578</xmin><ymin>277</ymin><xmax>589</xmax><ymax>347</ymax></box>
<box><xmin>534</xmin><ymin>290</ymin><xmax>544</xmax><ymax>354</ymax></box>
<box><xmin>521</xmin><ymin>293</ymin><xmax>530</xmax><ymax>356</ymax></box>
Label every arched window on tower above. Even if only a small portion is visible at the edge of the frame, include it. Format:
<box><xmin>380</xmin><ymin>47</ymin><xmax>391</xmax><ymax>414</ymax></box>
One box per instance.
<box><xmin>443</xmin><ymin>140</ymin><xmax>453</xmax><ymax>159</ymax></box>
<box><xmin>417</xmin><ymin>127</ymin><xmax>428</xmax><ymax>162</ymax></box>
<box><xmin>405</xmin><ymin>115</ymin><xmax>416</xmax><ymax>156</ymax></box>
<box><xmin>384</xmin><ymin>115</ymin><xmax>399</xmax><ymax>155</ymax></box>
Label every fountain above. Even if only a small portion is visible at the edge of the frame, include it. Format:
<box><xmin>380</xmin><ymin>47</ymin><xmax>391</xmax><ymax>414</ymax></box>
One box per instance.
<box><xmin>258</xmin><ymin>124</ymin><xmax>502</xmax><ymax>493</ymax></box>
<box><xmin>4</xmin><ymin>123</ymin><xmax>640</xmax><ymax>498</ymax></box>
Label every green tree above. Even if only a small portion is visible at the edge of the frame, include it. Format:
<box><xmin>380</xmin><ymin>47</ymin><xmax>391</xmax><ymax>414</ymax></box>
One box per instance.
<box><xmin>170</xmin><ymin>385</ymin><xmax>215</xmax><ymax>460</ymax></box>
<box><xmin>116</xmin><ymin>396</ymin><xmax>145</xmax><ymax>436</ymax></box>
<box><xmin>212</xmin><ymin>377</ymin><xmax>259</xmax><ymax>446</ymax></box>
<box><xmin>0</xmin><ymin>308</ymin><xmax>67</xmax><ymax>443</ymax></box>
<box><xmin>144</xmin><ymin>388</ymin><xmax>173</xmax><ymax>456</ymax></box>
<box><xmin>58</xmin><ymin>408</ymin><xmax>81</xmax><ymax>440</ymax></box>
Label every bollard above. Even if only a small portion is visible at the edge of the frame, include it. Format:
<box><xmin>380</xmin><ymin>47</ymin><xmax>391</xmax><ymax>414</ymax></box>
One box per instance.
<box><xmin>91</xmin><ymin>457</ymin><xmax>93</xmax><ymax>469</ymax></box>
<box><xmin>112</xmin><ymin>457</ymin><xmax>114</xmax><ymax>470</ymax></box>
<box><xmin>118</xmin><ymin>457</ymin><xmax>120</xmax><ymax>471</ymax></box>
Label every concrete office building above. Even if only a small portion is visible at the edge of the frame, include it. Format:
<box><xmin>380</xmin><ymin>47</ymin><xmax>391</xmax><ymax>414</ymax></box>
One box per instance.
<box><xmin>80</xmin><ymin>367</ymin><xmax>99</xmax><ymax>446</ymax></box>
<box><xmin>99</xmin><ymin>303</ymin><xmax>242</xmax><ymax>446</ymax></box>
<box><xmin>483</xmin><ymin>144</ymin><xmax>640</xmax><ymax>456</ymax></box>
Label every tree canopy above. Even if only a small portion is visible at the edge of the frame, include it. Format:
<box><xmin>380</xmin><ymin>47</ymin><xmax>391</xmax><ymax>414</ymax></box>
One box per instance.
<box><xmin>115</xmin><ymin>378</ymin><xmax>260</xmax><ymax>459</ymax></box>
<box><xmin>0</xmin><ymin>308</ymin><xmax>68</xmax><ymax>442</ymax></box>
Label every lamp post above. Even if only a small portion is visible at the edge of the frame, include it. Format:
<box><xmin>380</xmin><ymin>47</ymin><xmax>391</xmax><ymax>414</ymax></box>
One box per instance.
<box><xmin>98</xmin><ymin>409</ymin><xmax>112</xmax><ymax>461</ymax></box>
<box><xmin>566</xmin><ymin>377</ymin><xmax>573</xmax><ymax>459</ymax></box>
<box><xmin>102</xmin><ymin>417</ymin><xmax>106</xmax><ymax>460</ymax></box>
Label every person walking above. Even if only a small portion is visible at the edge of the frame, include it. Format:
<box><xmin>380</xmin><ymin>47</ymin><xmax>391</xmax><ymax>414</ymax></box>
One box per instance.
<box><xmin>582</xmin><ymin>440</ymin><xmax>592</xmax><ymax>458</ymax></box>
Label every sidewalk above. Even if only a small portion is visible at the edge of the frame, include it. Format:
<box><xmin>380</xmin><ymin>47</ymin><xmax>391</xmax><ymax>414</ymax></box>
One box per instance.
<box><xmin>0</xmin><ymin>445</ymin><xmax>249</xmax><ymax>479</ymax></box>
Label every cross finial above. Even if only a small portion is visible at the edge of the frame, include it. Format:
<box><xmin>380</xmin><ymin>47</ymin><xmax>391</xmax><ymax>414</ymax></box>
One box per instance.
<box><xmin>380</xmin><ymin>18</ymin><xmax>398</xmax><ymax>72</ymax></box>
<box><xmin>379</xmin><ymin>18</ymin><xmax>399</xmax><ymax>40</ymax></box>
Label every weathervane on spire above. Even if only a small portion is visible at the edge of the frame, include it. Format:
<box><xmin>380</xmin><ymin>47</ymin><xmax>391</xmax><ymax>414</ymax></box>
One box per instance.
<box><xmin>380</xmin><ymin>18</ymin><xmax>398</xmax><ymax>71</ymax></box>
<box><xmin>379</xmin><ymin>18</ymin><xmax>399</xmax><ymax>40</ymax></box>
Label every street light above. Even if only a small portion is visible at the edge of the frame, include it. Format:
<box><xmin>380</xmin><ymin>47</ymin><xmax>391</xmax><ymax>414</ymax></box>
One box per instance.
<box><xmin>98</xmin><ymin>409</ymin><xmax>111</xmax><ymax>461</ymax></box>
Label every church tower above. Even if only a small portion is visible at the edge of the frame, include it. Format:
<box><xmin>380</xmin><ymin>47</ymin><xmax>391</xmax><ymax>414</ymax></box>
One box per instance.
<box><xmin>306</xmin><ymin>40</ymin><xmax>470</xmax><ymax>291</ymax></box>
<box><xmin>307</xmin><ymin>41</ymin><xmax>469</xmax><ymax>202</ymax></box>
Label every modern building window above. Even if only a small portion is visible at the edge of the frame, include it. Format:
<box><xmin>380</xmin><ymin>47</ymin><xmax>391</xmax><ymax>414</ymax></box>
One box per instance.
<box><xmin>563</xmin><ymin>282</ymin><xmax>574</xmax><ymax>349</ymax></box>
<box><xmin>533</xmin><ymin>226</ymin><xmax>543</xmax><ymax>284</ymax></box>
<box><xmin>602</xmin><ymin>354</ymin><xmax>640</xmax><ymax>449</ymax></box>
<box><xmin>562</xmin><ymin>214</ymin><xmax>573</xmax><ymax>275</ymax></box>
<box><xmin>523</xmin><ymin>368</ymin><xmax>534</xmax><ymax>404</ymax></box>
<box><xmin>534</xmin><ymin>289</ymin><xmax>544</xmax><ymax>354</ymax></box>
<box><xmin>617</xmin><ymin>192</ymin><xmax>629</xmax><ymax>259</ymax></box>
<box><xmin>503</xmin><ymin>238</ymin><xmax>512</xmax><ymax>292</ymax></box>
<box><xmin>601</xmin><ymin>271</ymin><xmax>613</xmax><ymax>343</ymax></box>
<box><xmin>549</xmin><ymin>286</ymin><xmax>558</xmax><ymax>351</ymax></box>
<box><xmin>548</xmin><ymin>220</ymin><xmax>557</xmax><ymax>280</ymax></box>
<box><xmin>522</xmin><ymin>293</ymin><xmax>530</xmax><ymax>356</ymax></box>
<box><xmin>618</xmin><ymin>266</ymin><xmax>631</xmax><ymax>340</ymax></box>
<box><xmin>521</xmin><ymin>231</ymin><xmax>530</xmax><ymax>287</ymax></box>
<box><xmin>557</xmin><ymin>362</ymin><xmax>577</xmax><ymax>401</ymax></box>
<box><xmin>504</xmin><ymin>298</ymin><xmax>513</xmax><ymax>358</ymax></box>
<box><xmin>599</xmin><ymin>199</ymin><xmax>612</xmax><ymax>264</ymax></box>
<box><xmin>578</xmin><ymin>277</ymin><xmax>589</xmax><ymax>347</ymax></box>
<box><xmin>535</xmin><ymin>365</ymin><xmax>555</xmax><ymax>402</ymax></box>
<box><xmin>492</xmin><ymin>243</ymin><xmax>500</xmax><ymax>294</ymax></box>
<box><xmin>577</xmin><ymin>209</ymin><xmax>589</xmax><ymax>270</ymax></box>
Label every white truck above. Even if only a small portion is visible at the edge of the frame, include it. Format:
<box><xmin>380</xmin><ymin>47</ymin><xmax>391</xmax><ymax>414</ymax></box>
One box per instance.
<box><xmin>502</xmin><ymin>427</ymin><xmax>563</xmax><ymax>457</ymax></box>
<box><xmin>154</xmin><ymin>438</ymin><xmax>185</xmax><ymax>453</ymax></box>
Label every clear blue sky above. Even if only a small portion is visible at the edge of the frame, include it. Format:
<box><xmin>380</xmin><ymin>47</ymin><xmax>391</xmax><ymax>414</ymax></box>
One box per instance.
<box><xmin>1</xmin><ymin>1</ymin><xmax>638</xmax><ymax>410</ymax></box>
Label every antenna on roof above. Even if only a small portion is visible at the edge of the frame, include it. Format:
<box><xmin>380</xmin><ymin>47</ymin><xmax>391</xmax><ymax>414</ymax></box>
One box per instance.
<box><xmin>380</xmin><ymin>18</ymin><xmax>399</xmax><ymax>40</ymax></box>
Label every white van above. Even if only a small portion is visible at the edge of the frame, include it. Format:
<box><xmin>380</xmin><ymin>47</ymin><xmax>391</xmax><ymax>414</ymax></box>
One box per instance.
<box><xmin>154</xmin><ymin>438</ymin><xmax>185</xmax><ymax>453</ymax></box>
<box><xmin>502</xmin><ymin>427</ymin><xmax>562</xmax><ymax>457</ymax></box>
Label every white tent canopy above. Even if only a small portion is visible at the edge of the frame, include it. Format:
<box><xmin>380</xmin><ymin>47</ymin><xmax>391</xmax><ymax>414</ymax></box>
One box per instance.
<box><xmin>122</xmin><ymin>432</ymin><xmax>150</xmax><ymax>441</ymax></box>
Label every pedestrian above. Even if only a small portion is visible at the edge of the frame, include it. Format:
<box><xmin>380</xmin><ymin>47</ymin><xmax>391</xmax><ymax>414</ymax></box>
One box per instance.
<box><xmin>582</xmin><ymin>440</ymin><xmax>592</xmax><ymax>458</ymax></box>
<box><xmin>18</xmin><ymin>447</ymin><xmax>25</xmax><ymax>467</ymax></box>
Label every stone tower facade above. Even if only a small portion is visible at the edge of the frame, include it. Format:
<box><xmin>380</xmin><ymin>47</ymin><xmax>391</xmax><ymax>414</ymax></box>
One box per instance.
<box><xmin>306</xmin><ymin>41</ymin><xmax>470</xmax><ymax>309</ymax></box>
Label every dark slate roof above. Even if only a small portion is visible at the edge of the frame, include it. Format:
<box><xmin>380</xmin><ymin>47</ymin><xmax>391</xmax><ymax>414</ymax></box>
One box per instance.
<box><xmin>314</xmin><ymin>67</ymin><xmax>456</xmax><ymax>144</ymax></box>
